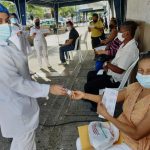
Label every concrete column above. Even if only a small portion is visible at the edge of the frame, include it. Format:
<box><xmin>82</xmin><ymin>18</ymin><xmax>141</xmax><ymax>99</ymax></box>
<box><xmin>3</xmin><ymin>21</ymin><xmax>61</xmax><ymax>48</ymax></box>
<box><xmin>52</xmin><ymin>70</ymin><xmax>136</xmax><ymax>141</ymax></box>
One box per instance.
<box><xmin>54</xmin><ymin>4</ymin><xmax>59</xmax><ymax>27</ymax></box>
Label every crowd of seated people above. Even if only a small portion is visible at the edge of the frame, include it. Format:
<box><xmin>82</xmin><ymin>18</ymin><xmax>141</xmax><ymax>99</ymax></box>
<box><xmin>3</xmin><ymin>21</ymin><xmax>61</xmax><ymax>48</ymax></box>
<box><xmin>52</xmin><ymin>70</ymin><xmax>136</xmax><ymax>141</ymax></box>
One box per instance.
<box><xmin>85</xmin><ymin>20</ymin><xmax>139</xmax><ymax>111</ymax></box>
<box><xmin>69</xmin><ymin>19</ymin><xmax>149</xmax><ymax>150</ymax></box>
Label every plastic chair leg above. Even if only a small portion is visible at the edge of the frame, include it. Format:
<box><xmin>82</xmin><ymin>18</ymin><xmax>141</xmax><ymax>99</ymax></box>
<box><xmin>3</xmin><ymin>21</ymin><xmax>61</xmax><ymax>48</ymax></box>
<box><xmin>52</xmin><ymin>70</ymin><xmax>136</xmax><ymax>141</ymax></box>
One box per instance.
<box><xmin>67</xmin><ymin>51</ymin><xmax>71</xmax><ymax>63</ymax></box>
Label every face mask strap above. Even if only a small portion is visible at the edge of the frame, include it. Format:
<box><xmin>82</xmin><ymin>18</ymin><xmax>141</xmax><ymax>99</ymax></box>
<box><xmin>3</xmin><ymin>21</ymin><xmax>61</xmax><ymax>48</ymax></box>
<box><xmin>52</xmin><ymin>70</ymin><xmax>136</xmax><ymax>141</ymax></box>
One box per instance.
<box><xmin>9</xmin><ymin>24</ymin><xmax>12</xmax><ymax>36</ymax></box>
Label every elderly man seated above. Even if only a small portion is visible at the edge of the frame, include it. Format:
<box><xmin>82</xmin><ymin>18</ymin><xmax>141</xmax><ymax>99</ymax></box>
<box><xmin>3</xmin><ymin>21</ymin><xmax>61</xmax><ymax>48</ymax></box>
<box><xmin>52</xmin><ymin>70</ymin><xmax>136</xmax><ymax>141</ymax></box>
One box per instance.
<box><xmin>59</xmin><ymin>21</ymin><xmax>79</xmax><ymax>65</ymax></box>
<box><xmin>85</xmin><ymin>21</ymin><xmax>139</xmax><ymax>111</ymax></box>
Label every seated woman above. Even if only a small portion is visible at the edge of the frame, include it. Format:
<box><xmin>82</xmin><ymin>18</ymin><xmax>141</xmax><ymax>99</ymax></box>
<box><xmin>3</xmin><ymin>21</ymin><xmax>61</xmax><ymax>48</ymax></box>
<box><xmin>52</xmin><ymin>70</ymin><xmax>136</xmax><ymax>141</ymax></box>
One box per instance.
<box><xmin>71</xmin><ymin>51</ymin><xmax>150</xmax><ymax>150</ymax></box>
<box><xmin>101</xmin><ymin>18</ymin><xmax>118</xmax><ymax>45</ymax></box>
<box><xmin>94</xmin><ymin>18</ymin><xmax>121</xmax><ymax>71</ymax></box>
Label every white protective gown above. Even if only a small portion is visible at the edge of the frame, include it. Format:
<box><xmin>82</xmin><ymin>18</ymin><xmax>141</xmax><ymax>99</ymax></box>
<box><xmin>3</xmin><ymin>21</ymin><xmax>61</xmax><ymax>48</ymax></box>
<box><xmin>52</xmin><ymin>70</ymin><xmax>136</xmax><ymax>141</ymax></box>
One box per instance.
<box><xmin>0</xmin><ymin>41</ymin><xmax>50</xmax><ymax>138</ymax></box>
<box><xmin>9</xmin><ymin>24</ymin><xmax>32</xmax><ymax>56</ymax></box>
<box><xmin>30</xmin><ymin>26</ymin><xmax>50</xmax><ymax>68</ymax></box>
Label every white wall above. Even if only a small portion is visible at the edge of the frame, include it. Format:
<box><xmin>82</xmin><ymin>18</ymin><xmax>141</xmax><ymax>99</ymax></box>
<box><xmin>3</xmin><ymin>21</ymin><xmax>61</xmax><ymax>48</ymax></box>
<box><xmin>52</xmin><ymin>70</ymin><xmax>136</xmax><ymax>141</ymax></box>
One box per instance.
<box><xmin>126</xmin><ymin>0</ymin><xmax>150</xmax><ymax>51</ymax></box>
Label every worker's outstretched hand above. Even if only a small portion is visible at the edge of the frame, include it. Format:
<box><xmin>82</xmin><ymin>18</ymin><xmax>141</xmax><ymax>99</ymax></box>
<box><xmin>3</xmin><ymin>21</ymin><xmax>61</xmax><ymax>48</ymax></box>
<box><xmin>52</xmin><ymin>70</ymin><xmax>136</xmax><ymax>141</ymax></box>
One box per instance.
<box><xmin>50</xmin><ymin>85</ymin><xmax>67</xmax><ymax>96</ymax></box>
<box><xmin>70</xmin><ymin>91</ymin><xmax>85</xmax><ymax>100</ymax></box>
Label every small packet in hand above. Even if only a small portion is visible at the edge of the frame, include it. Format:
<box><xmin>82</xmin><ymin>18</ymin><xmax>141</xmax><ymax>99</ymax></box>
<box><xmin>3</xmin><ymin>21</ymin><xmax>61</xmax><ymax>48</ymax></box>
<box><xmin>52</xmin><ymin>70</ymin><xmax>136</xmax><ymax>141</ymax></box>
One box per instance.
<box><xmin>65</xmin><ymin>88</ymin><xmax>72</xmax><ymax>96</ymax></box>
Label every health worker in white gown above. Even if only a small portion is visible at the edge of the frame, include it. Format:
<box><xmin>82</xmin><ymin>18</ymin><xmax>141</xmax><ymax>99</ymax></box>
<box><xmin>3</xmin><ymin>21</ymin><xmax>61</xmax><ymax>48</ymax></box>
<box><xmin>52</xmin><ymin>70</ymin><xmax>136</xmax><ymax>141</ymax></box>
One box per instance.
<box><xmin>0</xmin><ymin>4</ymin><xmax>67</xmax><ymax>150</ymax></box>
<box><xmin>9</xmin><ymin>13</ymin><xmax>32</xmax><ymax>56</ymax></box>
<box><xmin>30</xmin><ymin>17</ymin><xmax>51</xmax><ymax>69</ymax></box>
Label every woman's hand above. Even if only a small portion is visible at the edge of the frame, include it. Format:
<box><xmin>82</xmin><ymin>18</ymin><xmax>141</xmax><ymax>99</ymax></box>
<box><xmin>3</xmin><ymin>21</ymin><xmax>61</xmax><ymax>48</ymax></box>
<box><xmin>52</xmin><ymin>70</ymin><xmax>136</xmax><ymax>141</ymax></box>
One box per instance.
<box><xmin>97</xmin><ymin>101</ymin><xmax>110</xmax><ymax>118</ymax></box>
<box><xmin>101</xmin><ymin>40</ymin><xmax>107</xmax><ymax>45</ymax></box>
<box><xmin>50</xmin><ymin>85</ymin><xmax>67</xmax><ymax>96</ymax></box>
<box><xmin>70</xmin><ymin>91</ymin><xmax>85</xmax><ymax>100</ymax></box>
<box><xmin>95</xmin><ymin>50</ymin><xmax>106</xmax><ymax>55</ymax></box>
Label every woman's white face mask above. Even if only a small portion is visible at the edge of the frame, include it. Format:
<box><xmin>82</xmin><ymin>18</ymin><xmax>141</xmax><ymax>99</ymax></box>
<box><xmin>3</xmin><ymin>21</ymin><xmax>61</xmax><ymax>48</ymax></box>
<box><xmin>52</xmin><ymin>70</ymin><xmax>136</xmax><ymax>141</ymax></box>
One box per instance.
<box><xmin>0</xmin><ymin>23</ymin><xmax>11</xmax><ymax>42</ymax></box>
<box><xmin>117</xmin><ymin>32</ymin><xmax>125</xmax><ymax>42</ymax></box>
<box><xmin>136</xmin><ymin>73</ymin><xmax>150</xmax><ymax>88</ymax></box>
<box><xmin>67</xmin><ymin>26</ymin><xmax>72</xmax><ymax>31</ymax></box>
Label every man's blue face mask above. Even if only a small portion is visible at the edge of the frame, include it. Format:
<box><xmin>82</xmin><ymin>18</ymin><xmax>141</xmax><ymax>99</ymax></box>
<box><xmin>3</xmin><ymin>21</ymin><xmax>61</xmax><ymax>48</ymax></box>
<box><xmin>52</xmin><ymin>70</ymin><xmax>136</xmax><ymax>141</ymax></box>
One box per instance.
<box><xmin>0</xmin><ymin>23</ymin><xmax>11</xmax><ymax>42</ymax></box>
<box><xmin>136</xmin><ymin>73</ymin><xmax>150</xmax><ymax>88</ymax></box>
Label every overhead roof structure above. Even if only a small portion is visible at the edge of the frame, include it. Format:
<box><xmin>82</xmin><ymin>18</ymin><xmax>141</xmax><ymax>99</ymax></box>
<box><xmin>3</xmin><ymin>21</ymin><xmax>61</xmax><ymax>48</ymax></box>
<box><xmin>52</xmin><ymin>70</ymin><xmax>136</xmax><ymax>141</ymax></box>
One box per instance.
<box><xmin>8</xmin><ymin>0</ymin><xmax>106</xmax><ymax>7</ymax></box>
<box><xmin>78</xmin><ymin>8</ymin><xmax>104</xmax><ymax>13</ymax></box>
<box><xmin>7</xmin><ymin>0</ymin><xmax>106</xmax><ymax>25</ymax></box>
<box><xmin>5</xmin><ymin>0</ymin><xmax>126</xmax><ymax>27</ymax></box>
<box><xmin>19</xmin><ymin>0</ymin><xmax>106</xmax><ymax>7</ymax></box>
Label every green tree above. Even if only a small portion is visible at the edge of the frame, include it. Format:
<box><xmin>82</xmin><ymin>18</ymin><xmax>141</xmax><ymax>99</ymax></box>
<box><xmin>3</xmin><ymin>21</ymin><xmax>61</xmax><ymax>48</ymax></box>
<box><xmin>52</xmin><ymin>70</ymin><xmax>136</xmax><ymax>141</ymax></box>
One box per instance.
<box><xmin>1</xmin><ymin>1</ymin><xmax>16</xmax><ymax>13</ymax></box>
<box><xmin>59</xmin><ymin>6</ymin><xmax>75</xmax><ymax>18</ymax></box>
<box><xmin>1</xmin><ymin>1</ymin><xmax>46</xmax><ymax>19</ymax></box>
<box><xmin>26</xmin><ymin>4</ymin><xmax>45</xmax><ymax>18</ymax></box>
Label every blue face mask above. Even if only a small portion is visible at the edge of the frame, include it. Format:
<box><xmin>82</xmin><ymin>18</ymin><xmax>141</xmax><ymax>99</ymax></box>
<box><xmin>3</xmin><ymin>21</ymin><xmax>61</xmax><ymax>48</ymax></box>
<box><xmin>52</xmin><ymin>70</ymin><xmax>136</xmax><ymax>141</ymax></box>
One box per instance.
<box><xmin>10</xmin><ymin>18</ymin><xmax>18</xmax><ymax>24</ymax></box>
<box><xmin>0</xmin><ymin>24</ymin><xmax>11</xmax><ymax>42</ymax></box>
<box><xmin>136</xmin><ymin>73</ymin><xmax>150</xmax><ymax>88</ymax></box>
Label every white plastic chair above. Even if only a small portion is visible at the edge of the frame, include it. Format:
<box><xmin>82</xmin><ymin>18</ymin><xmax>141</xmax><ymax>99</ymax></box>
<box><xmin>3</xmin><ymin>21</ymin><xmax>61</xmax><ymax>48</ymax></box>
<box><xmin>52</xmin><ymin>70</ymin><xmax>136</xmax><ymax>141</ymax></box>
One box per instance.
<box><xmin>81</xmin><ymin>30</ymin><xmax>88</xmax><ymax>50</ymax></box>
<box><xmin>67</xmin><ymin>35</ymin><xmax>83</xmax><ymax>63</ymax></box>
<box><xmin>99</xmin><ymin>58</ymin><xmax>139</xmax><ymax>95</ymax></box>
<box><xmin>117</xmin><ymin>57</ymin><xmax>139</xmax><ymax>90</ymax></box>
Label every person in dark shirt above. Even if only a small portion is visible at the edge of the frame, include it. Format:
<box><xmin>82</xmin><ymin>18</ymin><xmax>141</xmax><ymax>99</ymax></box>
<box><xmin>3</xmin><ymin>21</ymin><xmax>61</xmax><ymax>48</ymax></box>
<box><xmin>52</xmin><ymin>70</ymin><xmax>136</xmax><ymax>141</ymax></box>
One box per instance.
<box><xmin>59</xmin><ymin>21</ymin><xmax>79</xmax><ymax>65</ymax></box>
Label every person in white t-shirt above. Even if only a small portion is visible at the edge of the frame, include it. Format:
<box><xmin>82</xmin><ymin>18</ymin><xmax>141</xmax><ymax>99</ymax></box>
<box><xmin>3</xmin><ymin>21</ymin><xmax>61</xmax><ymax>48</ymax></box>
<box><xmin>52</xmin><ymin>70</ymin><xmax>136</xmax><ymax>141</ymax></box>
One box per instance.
<box><xmin>84</xmin><ymin>21</ymin><xmax>139</xmax><ymax>111</ymax></box>
<box><xmin>30</xmin><ymin>17</ymin><xmax>51</xmax><ymax>70</ymax></box>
